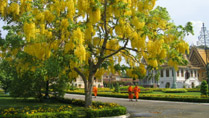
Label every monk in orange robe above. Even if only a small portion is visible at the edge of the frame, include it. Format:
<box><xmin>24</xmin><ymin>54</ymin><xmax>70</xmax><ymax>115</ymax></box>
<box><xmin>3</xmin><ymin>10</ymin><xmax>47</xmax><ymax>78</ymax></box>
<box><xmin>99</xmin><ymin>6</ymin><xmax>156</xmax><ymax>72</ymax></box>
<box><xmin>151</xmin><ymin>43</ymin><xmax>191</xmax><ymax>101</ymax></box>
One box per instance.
<box><xmin>134</xmin><ymin>85</ymin><xmax>140</xmax><ymax>101</ymax></box>
<box><xmin>128</xmin><ymin>85</ymin><xmax>133</xmax><ymax>101</ymax></box>
<box><xmin>93</xmin><ymin>85</ymin><xmax>97</xmax><ymax>98</ymax></box>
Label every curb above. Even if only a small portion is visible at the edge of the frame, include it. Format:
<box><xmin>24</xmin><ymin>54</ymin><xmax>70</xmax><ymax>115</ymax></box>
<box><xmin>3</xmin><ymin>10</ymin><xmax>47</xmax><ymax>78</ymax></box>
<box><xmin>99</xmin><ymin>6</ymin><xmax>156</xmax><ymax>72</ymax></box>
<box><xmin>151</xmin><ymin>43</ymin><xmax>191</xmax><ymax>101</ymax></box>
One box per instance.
<box><xmin>99</xmin><ymin>113</ymin><xmax>130</xmax><ymax>118</ymax></box>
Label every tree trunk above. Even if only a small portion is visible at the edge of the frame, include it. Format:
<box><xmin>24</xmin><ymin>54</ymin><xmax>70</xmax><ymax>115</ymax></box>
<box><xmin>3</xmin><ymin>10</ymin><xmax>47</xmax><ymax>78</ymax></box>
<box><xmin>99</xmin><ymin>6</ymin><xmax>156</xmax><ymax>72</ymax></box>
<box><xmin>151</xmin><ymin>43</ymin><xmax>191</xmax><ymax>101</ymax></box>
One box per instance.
<box><xmin>84</xmin><ymin>76</ymin><xmax>93</xmax><ymax>108</ymax></box>
<box><xmin>85</xmin><ymin>88</ymin><xmax>92</xmax><ymax>107</ymax></box>
<box><xmin>44</xmin><ymin>80</ymin><xmax>49</xmax><ymax>99</ymax></box>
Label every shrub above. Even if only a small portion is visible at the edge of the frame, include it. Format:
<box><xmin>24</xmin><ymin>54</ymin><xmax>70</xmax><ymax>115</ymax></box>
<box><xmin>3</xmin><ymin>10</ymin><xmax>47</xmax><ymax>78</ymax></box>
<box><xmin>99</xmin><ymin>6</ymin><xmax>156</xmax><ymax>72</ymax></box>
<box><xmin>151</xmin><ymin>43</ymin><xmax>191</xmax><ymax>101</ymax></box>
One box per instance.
<box><xmin>86</xmin><ymin>106</ymin><xmax>126</xmax><ymax>118</ymax></box>
<box><xmin>56</xmin><ymin>97</ymin><xmax>126</xmax><ymax>118</ymax></box>
<box><xmin>200</xmin><ymin>80</ymin><xmax>208</xmax><ymax>96</ymax></box>
<box><xmin>149</xmin><ymin>88</ymin><xmax>166</xmax><ymax>92</ymax></box>
<box><xmin>163</xmin><ymin>89</ymin><xmax>187</xmax><ymax>93</ymax></box>
<box><xmin>97</xmin><ymin>88</ymin><xmax>113</xmax><ymax>92</ymax></box>
<box><xmin>121</xmin><ymin>88</ymin><xmax>153</xmax><ymax>93</ymax></box>
<box><xmin>120</xmin><ymin>86</ymin><xmax>144</xmax><ymax>91</ymax></box>
<box><xmin>114</xmin><ymin>83</ymin><xmax>120</xmax><ymax>93</ymax></box>
<box><xmin>186</xmin><ymin>88</ymin><xmax>200</xmax><ymax>92</ymax></box>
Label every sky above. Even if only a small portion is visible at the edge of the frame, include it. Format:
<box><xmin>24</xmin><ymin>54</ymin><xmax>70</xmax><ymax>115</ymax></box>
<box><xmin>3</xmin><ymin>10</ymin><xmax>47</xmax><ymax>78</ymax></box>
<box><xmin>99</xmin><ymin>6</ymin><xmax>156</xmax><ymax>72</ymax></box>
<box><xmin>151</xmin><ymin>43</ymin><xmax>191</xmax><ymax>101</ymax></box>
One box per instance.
<box><xmin>1</xmin><ymin>0</ymin><xmax>209</xmax><ymax>46</ymax></box>
<box><xmin>156</xmin><ymin>0</ymin><xmax>209</xmax><ymax>46</ymax></box>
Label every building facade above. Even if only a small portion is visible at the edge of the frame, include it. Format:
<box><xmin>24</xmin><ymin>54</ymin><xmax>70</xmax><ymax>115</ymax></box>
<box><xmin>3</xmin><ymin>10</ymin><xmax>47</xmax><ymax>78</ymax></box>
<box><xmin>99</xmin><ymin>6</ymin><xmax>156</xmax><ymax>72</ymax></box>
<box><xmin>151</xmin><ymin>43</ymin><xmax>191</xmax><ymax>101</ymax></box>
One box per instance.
<box><xmin>159</xmin><ymin>67</ymin><xmax>200</xmax><ymax>88</ymax></box>
<box><xmin>139</xmin><ymin>66</ymin><xmax>200</xmax><ymax>88</ymax></box>
<box><xmin>72</xmin><ymin>76</ymin><xmax>103</xmax><ymax>88</ymax></box>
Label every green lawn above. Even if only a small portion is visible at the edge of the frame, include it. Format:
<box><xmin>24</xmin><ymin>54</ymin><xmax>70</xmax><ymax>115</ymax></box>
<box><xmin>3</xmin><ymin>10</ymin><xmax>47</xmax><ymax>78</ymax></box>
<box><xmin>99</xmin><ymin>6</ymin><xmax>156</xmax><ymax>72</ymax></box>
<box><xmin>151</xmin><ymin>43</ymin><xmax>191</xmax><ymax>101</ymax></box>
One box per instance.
<box><xmin>142</xmin><ymin>92</ymin><xmax>201</xmax><ymax>96</ymax></box>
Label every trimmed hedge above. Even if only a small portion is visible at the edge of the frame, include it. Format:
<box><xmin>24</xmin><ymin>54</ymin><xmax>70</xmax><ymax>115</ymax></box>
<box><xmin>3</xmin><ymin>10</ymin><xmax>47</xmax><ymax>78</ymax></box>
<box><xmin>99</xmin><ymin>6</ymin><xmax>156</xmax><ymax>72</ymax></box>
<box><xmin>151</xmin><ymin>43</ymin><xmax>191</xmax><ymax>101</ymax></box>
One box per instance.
<box><xmin>66</xmin><ymin>91</ymin><xmax>209</xmax><ymax>103</ymax></box>
<box><xmin>163</xmin><ymin>89</ymin><xmax>187</xmax><ymax>93</ymax></box>
<box><xmin>186</xmin><ymin>88</ymin><xmax>200</xmax><ymax>92</ymax></box>
<box><xmin>86</xmin><ymin>106</ymin><xmax>126</xmax><ymax>118</ymax></box>
<box><xmin>121</xmin><ymin>88</ymin><xmax>153</xmax><ymax>93</ymax></box>
<box><xmin>56</xmin><ymin>97</ymin><xmax>127</xmax><ymax>118</ymax></box>
<box><xmin>120</xmin><ymin>86</ymin><xmax>144</xmax><ymax>91</ymax></box>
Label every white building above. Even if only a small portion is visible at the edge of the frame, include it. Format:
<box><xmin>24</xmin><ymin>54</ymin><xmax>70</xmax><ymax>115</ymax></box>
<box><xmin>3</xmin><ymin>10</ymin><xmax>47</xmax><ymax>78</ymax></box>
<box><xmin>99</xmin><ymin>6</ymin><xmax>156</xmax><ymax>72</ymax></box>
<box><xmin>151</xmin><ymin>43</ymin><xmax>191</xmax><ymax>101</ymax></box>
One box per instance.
<box><xmin>158</xmin><ymin>66</ymin><xmax>200</xmax><ymax>88</ymax></box>
<box><xmin>139</xmin><ymin>55</ymin><xmax>201</xmax><ymax>88</ymax></box>
<box><xmin>139</xmin><ymin>66</ymin><xmax>200</xmax><ymax>88</ymax></box>
<box><xmin>72</xmin><ymin>76</ymin><xmax>103</xmax><ymax>88</ymax></box>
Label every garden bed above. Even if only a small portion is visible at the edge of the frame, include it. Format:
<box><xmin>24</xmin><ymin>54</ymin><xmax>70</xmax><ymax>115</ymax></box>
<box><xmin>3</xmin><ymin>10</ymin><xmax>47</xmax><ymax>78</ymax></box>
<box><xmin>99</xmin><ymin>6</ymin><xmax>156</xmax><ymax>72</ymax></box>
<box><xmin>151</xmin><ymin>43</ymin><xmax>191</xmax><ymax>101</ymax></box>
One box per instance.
<box><xmin>0</xmin><ymin>92</ymin><xmax>126</xmax><ymax>118</ymax></box>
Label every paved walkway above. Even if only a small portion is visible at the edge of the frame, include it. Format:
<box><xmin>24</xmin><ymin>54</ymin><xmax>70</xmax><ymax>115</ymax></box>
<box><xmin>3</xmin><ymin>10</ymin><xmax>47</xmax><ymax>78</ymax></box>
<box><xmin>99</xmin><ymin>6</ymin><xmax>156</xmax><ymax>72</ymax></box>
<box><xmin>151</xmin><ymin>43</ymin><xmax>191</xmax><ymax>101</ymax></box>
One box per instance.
<box><xmin>64</xmin><ymin>94</ymin><xmax>209</xmax><ymax>118</ymax></box>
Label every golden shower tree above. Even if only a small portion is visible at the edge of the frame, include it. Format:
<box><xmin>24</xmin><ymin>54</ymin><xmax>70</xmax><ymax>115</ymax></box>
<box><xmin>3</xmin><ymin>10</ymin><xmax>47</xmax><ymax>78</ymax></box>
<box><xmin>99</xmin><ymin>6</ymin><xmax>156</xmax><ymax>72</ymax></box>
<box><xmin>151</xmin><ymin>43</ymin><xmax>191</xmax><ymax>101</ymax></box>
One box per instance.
<box><xmin>0</xmin><ymin>0</ymin><xmax>193</xmax><ymax>107</ymax></box>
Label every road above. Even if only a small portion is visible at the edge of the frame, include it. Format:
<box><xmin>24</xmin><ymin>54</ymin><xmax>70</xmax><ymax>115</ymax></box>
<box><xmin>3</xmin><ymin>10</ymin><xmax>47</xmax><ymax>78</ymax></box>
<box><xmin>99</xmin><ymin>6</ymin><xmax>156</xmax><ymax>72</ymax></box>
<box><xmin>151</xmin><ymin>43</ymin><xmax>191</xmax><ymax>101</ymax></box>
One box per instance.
<box><xmin>64</xmin><ymin>94</ymin><xmax>209</xmax><ymax>118</ymax></box>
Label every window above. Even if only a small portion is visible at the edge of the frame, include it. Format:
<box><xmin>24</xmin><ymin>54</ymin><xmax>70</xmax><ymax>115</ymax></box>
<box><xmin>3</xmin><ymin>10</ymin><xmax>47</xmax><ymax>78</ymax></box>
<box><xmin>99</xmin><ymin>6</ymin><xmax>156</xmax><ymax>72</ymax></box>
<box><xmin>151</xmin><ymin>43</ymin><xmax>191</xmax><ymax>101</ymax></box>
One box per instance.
<box><xmin>194</xmin><ymin>71</ymin><xmax>197</xmax><ymax>77</ymax></box>
<box><xmin>177</xmin><ymin>71</ymin><xmax>179</xmax><ymax>77</ymax></box>
<box><xmin>166</xmin><ymin>69</ymin><xmax>169</xmax><ymax>77</ymax></box>
<box><xmin>181</xmin><ymin>69</ymin><xmax>184</xmax><ymax>77</ymax></box>
<box><xmin>161</xmin><ymin>70</ymin><xmax>164</xmax><ymax>77</ymax></box>
<box><xmin>185</xmin><ymin>71</ymin><xmax>190</xmax><ymax>79</ymax></box>
<box><xmin>191</xmin><ymin>70</ymin><xmax>193</xmax><ymax>77</ymax></box>
<box><xmin>165</xmin><ymin>82</ymin><xmax>170</xmax><ymax>88</ymax></box>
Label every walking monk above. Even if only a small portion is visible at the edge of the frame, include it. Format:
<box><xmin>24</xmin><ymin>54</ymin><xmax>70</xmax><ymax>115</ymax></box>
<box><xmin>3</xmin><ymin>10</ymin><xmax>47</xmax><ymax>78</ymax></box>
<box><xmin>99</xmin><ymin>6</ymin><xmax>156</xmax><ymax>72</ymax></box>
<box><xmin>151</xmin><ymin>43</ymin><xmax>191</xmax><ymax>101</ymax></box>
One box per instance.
<box><xmin>93</xmin><ymin>85</ymin><xmax>97</xmax><ymax>98</ymax></box>
<box><xmin>128</xmin><ymin>85</ymin><xmax>133</xmax><ymax>101</ymax></box>
<box><xmin>134</xmin><ymin>85</ymin><xmax>140</xmax><ymax>101</ymax></box>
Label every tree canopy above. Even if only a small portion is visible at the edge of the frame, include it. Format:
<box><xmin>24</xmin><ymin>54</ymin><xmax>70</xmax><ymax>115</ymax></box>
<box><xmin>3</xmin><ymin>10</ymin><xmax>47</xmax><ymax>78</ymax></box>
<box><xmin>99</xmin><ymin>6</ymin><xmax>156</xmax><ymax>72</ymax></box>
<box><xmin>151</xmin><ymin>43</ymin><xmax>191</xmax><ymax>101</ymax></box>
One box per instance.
<box><xmin>0</xmin><ymin>0</ymin><xmax>193</xmax><ymax>107</ymax></box>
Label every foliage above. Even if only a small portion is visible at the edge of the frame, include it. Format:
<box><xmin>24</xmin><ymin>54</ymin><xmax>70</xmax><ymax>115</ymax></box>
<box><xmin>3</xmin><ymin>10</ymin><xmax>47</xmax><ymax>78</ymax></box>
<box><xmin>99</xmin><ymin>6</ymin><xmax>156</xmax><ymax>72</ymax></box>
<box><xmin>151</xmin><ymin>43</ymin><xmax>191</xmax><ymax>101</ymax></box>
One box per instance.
<box><xmin>0</xmin><ymin>60</ymin><xmax>16</xmax><ymax>93</ymax></box>
<box><xmin>186</xmin><ymin>88</ymin><xmax>200</xmax><ymax>92</ymax></box>
<box><xmin>50</xmin><ymin>76</ymin><xmax>70</xmax><ymax>98</ymax></box>
<box><xmin>114</xmin><ymin>83</ymin><xmax>120</xmax><ymax>93</ymax></box>
<box><xmin>0</xmin><ymin>105</ymin><xmax>77</xmax><ymax>118</ymax></box>
<box><xmin>56</xmin><ymin>97</ymin><xmax>126</xmax><ymax>118</ymax></box>
<box><xmin>9</xmin><ymin>71</ymin><xmax>44</xmax><ymax>99</ymax></box>
<box><xmin>85</xmin><ymin>106</ymin><xmax>126</xmax><ymax>118</ymax></box>
<box><xmin>69</xmin><ymin>84</ymin><xmax>77</xmax><ymax>91</ymax></box>
<box><xmin>200</xmin><ymin>80</ymin><xmax>208</xmax><ymax>97</ymax></box>
<box><xmin>120</xmin><ymin>86</ymin><xmax>144</xmax><ymax>91</ymax></box>
<box><xmin>163</xmin><ymin>89</ymin><xmax>187</xmax><ymax>93</ymax></box>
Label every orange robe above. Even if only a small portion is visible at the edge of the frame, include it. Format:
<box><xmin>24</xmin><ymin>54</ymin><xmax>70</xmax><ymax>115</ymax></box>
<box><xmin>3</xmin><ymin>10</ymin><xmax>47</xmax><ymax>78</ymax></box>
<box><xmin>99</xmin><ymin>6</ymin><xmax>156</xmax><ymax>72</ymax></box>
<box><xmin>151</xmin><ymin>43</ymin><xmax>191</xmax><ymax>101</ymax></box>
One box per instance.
<box><xmin>128</xmin><ymin>86</ymin><xmax>133</xmax><ymax>99</ymax></box>
<box><xmin>134</xmin><ymin>86</ymin><xmax>140</xmax><ymax>99</ymax></box>
<box><xmin>93</xmin><ymin>87</ymin><xmax>97</xmax><ymax>97</ymax></box>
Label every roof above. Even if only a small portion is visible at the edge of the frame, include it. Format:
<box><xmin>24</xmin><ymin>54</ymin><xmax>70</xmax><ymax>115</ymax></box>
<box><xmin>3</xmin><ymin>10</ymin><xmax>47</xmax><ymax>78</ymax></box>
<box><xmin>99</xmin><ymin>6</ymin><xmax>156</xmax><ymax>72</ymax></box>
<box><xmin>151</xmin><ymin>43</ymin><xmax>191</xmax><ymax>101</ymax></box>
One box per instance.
<box><xmin>189</xmin><ymin>46</ymin><xmax>209</xmax><ymax>67</ymax></box>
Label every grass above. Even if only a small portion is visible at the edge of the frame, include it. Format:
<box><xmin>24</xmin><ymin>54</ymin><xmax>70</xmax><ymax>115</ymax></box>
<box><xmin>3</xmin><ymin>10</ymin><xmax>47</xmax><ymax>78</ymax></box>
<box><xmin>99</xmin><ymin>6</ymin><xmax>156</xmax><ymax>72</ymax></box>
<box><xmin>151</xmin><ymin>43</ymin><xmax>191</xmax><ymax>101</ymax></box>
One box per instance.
<box><xmin>70</xmin><ymin>88</ymin><xmax>201</xmax><ymax>96</ymax></box>
<box><xmin>142</xmin><ymin>92</ymin><xmax>201</xmax><ymax>96</ymax></box>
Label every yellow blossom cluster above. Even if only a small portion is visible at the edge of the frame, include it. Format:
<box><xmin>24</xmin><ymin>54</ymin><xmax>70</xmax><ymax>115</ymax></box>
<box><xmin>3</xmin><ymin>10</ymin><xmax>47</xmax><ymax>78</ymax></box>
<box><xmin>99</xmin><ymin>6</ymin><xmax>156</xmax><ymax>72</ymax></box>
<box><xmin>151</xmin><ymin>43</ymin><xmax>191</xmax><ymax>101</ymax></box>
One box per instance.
<box><xmin>23</xmin><ymin>22</ymin><xmax>36</xmax><ymax>42</ymax></box>
<box><xmin>105</xmin><ymin>39</ymin><xmax>120</xmax><ymax>55</ymax></box>
<box><xmin>176</xmin><ymin>41</ymin><xmax>190</xmax><ymax>54</ymax></box>
<box><xmin>24</xmin><ymin>42</ymin><xmax>51</xmax><ymax>60</ymax></box>
<box><xmin>95</xmin><ymin>68</ymin><xmax>105</xmax><ymax>79</ymax></box>
<box><xmin>0</xmin><ymin>0</ymin><xmax>8</xmax><ymax>16</ymax></box>
<box><xmin>7</xmin><ymin>3</ymin><xmax>20</xmax><ymax>17</ymax></box>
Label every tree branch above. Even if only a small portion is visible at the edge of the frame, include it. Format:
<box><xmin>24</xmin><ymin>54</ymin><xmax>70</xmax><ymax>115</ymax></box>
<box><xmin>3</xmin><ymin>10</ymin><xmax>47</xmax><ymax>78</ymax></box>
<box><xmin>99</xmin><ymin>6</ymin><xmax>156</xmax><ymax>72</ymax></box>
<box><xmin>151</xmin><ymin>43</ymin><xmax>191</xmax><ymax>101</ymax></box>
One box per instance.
<box><xmin>74</xmin><ymin>67</ymin><xmax>87</xmax><ymax>83</ymax></box>
<box><xmin>125</xmin><ymin>47</ymin><xmax>148</xmax><ymax>53</ymax></box>
<box><xmin>103</xmin><ymin>39</ymin><xmax>129</xmax><ymax>59</ymax></box>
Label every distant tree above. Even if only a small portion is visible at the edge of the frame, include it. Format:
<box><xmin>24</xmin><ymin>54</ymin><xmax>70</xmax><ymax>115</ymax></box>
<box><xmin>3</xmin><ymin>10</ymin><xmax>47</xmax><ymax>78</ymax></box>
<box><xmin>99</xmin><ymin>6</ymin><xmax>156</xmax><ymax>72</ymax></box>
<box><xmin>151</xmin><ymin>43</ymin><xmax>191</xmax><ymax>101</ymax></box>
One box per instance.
<box><xmin>114</xmin><ymin>82</ymin><xmax>120</xmax><ymax>93</ymax></box>
<box><xmin>200</xmin><ymin>80</ymin><xmax>208</xmax><ymax>97</ymax></box>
